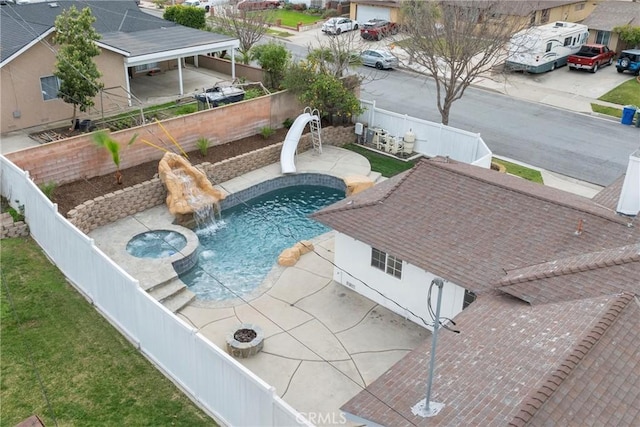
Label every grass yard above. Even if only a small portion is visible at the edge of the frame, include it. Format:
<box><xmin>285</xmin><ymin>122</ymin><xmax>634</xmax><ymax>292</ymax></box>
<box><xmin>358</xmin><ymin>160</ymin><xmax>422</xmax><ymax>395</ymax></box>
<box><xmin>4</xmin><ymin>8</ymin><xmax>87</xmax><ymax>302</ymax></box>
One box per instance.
<box><xmin>492</xmin><ymin>158</ymin><xmax>543</xmax><ymax>183</ymax></box>
<box><xmin>591</xmin><ymin>103</ymin><xmax>623</xmax><ymax>118</ymax></box>
<box><xmin>597</xmin><ymin>78</ymin><xmax>640</xmax><ymax>106</ymax></box>
<box><xmin>344</xmin><ymin>144</ymin><xmax>416</xmax><ymax>177</ymax></box>
<box><xmin>269</xmin><ymin>9</ymin><xmax>323</xmax><ymax>27</ymax></box>
<box><xmin>0</xmin><ymin>238</ymin><xmax>214</xmax><ymax>427</ymax></box>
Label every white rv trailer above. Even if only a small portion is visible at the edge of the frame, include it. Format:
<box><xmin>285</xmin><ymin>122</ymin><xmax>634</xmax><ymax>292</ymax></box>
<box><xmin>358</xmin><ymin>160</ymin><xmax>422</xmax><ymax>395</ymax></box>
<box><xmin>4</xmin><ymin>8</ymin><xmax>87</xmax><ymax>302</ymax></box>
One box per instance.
<box><xmin>506</xmin><ymin>22</ymin><xmax>589</xmax><ymax>73</ymax></box>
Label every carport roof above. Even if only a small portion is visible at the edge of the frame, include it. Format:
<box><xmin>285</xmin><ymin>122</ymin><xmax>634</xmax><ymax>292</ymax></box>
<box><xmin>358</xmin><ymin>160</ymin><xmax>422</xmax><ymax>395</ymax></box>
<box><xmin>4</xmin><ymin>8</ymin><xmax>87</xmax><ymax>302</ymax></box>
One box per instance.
<box><xmin>99</xmin><ymin>27</ymin><xmax>238</xmax><ymax>66</ymax></box>
<box><xmin>0</xmin><ymin>0</ymin><xmax>237</xmax><ymax>66</ymax></box>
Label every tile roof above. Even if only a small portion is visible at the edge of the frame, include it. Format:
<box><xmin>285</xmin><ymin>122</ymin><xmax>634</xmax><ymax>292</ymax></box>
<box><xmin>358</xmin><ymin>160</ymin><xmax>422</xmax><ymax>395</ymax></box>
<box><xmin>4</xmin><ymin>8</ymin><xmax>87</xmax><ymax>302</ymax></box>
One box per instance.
<box><xmin>582</xmin><ymin>1</ymin><xmax>640</xmax><ymax>31</ymax></box>
<box><xmin>497</xmin><ymin>244</ymin><xmax>640</xmax><ymax>304</ymax></box>
<box><xmin>343</xmin><ymin>293</ymin><xmax>631</xmax><ymax>427</ymax></box>
<box><xmin>592</xmin><ymin>174</ymin><xmax>625</xmax><ymax>211</ymax></box>
<box><xmin>312</xmin><ymin>158</ymin><xmax>639</xmax><ymax>299</ymax></box>
<box><xmin>511</xmin><ymin>293</ymin><xmax>640</xmax><ymax>426</ymax></box>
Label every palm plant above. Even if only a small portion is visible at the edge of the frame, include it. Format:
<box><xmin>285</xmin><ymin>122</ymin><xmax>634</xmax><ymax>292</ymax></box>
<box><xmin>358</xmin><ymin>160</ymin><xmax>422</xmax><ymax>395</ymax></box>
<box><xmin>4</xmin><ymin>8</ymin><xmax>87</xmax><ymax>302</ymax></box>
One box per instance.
<box><xmin>92</xmin><ymin>131</ymin><xmax>138</xmax><ymax>185</ymax></box>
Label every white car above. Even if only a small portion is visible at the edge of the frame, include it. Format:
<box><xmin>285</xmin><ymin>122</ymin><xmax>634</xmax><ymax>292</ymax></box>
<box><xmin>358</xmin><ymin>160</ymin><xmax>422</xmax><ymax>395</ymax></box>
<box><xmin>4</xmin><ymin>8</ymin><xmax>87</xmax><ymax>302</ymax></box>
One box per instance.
<box><xmin>322</xmin><ymin>17</ymin><xmax>359</xmax><ymax>35</ymax></box>
<box><xmin>360</xmin><ymin>49</ymin><xmax>399</xmax><ymax>70</ymax></box>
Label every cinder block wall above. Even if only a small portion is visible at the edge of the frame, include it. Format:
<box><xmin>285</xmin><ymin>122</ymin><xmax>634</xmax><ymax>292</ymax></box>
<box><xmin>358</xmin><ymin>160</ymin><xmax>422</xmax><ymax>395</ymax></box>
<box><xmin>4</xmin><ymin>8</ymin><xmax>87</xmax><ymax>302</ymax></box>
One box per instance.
<box><xmin>1</xmin><ymin>212</ymin><xmax>29</xmax><ymax>239</ymax></box>
<box><xmin>68</xmin><ymin>126</ymin><xmax>355</xmax><ymax>234</ymax></box>
<box><xmin>6</xmin><ymin>91</ymin><xmax>303</xmax><ymax>186</ymax></box>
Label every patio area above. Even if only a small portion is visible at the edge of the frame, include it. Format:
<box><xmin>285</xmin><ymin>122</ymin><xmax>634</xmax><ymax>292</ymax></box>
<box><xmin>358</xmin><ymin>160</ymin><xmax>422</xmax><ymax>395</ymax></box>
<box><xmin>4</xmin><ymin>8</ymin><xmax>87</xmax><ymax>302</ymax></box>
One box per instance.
<box><xmin>88</xmin><ymin>146</ymin><xmax>430</xmax><ymax>426</ymax></box>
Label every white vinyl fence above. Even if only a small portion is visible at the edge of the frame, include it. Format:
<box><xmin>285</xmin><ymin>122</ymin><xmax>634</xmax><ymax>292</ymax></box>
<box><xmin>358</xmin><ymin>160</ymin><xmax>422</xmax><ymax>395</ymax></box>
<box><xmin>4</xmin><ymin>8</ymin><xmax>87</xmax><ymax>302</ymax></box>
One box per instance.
<box><xmin>0</xmin><ymin>156</ymin><xmax>312</xmax><ymax>427</ymax></box>
<box><xmin>356</xmin><ymin>100</ymin><xmax>492</xmax><ymax>167</ymax></box>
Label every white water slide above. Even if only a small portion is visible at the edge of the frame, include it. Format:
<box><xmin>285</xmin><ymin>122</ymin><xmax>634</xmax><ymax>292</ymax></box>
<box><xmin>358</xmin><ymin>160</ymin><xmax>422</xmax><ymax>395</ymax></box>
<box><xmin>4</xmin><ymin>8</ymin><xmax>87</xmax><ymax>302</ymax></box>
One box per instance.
<box><xmin>280</xmin><ymin>109</ymin><xmax>321</xmax><ymax>174</ymax></box>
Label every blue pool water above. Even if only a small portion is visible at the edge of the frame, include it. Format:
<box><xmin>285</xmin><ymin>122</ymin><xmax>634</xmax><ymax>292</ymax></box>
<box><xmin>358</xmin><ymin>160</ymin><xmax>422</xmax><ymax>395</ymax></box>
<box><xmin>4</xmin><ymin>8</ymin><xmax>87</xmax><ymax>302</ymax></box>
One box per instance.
<box><xmin>127</xmin><ymin>230</ymin><xmax>187</xmax><ymax>258</ymax></box>
<box><xmin>179</xmin><ymin>185</ymin><xmax>344</xmax><ymax>301</ymax></box>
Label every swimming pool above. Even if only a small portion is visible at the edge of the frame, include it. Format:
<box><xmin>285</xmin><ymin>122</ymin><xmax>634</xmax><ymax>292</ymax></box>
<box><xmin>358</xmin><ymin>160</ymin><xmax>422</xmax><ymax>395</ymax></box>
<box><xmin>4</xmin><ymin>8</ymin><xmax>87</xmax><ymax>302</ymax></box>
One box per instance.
<box><xmin>179</xmin><ymin>183</ymin><xmax>345</xmax><ymax>301</ymax></box>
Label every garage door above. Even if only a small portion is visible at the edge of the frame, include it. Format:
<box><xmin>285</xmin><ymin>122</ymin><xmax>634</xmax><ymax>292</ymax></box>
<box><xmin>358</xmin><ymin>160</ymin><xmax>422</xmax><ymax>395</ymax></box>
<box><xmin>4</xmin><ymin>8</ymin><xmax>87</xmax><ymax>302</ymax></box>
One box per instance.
<box><xmin>356</xmin><ymin>5</ymin><xmax>391</xmax><ymax>23</ymax></box>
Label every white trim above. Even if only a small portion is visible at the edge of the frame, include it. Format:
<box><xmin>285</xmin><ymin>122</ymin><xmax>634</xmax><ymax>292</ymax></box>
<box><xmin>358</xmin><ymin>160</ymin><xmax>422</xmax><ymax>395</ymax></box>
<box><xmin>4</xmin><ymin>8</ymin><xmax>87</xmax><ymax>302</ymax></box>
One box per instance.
<box><xmin>125</xmin><ymin>40</ymin><xmax>240</xmax><ymax>67</ymax></box>
<box><xmin>96</xmin><ymin>41</ymin><xmax>130</xmax><ymax>57</ymax></box>
<box><xmin>0</xmin><ymin>27</ymin><xmax>55</xmax><ymax>68</ymax></box>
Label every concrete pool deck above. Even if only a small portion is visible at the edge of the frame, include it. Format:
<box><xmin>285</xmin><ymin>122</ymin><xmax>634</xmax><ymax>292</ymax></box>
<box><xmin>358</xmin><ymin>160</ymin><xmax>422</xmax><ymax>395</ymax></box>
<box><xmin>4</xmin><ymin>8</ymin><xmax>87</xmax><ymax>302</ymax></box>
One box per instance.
<box><xmin>89</xmin><ymin>145</ymin><xmax>430</xmax><ymax>426</ymax></box>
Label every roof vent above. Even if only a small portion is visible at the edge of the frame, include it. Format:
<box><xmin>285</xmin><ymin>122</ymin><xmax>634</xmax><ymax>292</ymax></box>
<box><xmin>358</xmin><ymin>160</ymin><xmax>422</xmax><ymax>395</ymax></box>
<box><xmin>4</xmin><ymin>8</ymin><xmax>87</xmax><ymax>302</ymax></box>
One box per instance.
<box><xmin>49</xmin><ymin>2</ymin><xmax>58</xmax><ymax>7</ymax></box>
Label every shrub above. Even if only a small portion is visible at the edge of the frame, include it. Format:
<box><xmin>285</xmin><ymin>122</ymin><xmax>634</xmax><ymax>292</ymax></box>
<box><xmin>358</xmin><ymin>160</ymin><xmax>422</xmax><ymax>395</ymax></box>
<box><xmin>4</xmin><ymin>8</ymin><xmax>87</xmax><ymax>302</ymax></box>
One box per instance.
<box><xmin>260</xmin><ymin>126</ymin><xmax>275</xmax><ymax>139</ymax></box>
<box><xmin>39</xmin><ymin>181</ymin><xmax>57</xmax><ymax>200</ymax></box>
<box><xmin>293</xmin><ymin>3</ymin><xmax>306</xmax><ymax>11</ymax></box>
<box><xmin>196</xmin><ymin>137</ymin><xmax>210</xmax><ymax>156</ymax></box>
<box><xmin>322</xmin><ymin>9</ymin><xmax>338</xmax><ymax>19</ymax></box>
<box><xmin>175</xmin><ymin>104</ymin><xmax>197</xmax><ymax>115</ymax></box>
<box><xmin>283</xmin><ymin>117</ymin><xmax>294</xmax><ymax>128</ymax></box>
<box><xmin>244</xmin><ymin>88</ymin><xmax>264</xmax><ymax>100</ymax></box>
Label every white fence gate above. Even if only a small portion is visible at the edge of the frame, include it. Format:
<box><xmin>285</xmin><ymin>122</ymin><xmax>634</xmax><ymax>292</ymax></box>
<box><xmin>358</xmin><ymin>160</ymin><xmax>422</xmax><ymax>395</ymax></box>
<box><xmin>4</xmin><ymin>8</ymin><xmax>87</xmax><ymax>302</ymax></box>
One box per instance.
<box><xmin>0</xmin><ymin>156</ymin><xmax>312</xmax><ymax>427</ymax></box>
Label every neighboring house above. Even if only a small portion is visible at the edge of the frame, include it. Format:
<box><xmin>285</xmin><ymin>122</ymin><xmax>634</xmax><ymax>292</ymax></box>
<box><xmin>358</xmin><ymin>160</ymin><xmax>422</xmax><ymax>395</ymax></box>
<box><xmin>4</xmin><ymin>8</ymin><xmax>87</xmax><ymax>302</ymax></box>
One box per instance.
<box><xmin>0</xmin><ymin>0</ymin><xmax>239</xmax><ymax>133</ymax></box>
<box><xmin>349</xmin><ymin>0</ymin><xmax>595</xmax><ymax>26</ymax></box>
<box><xmin>313</xmin><ymin>157</ymin><xmax>639</xmax><ymax>426</ymax></box>
<box><xmin>582</xmin><ymin>0</ymin><xmax>640</xmax><ymax>52</ymax></box>
<box><xmin>313</xmin><ymin>157</ymin><xmax>640</xmax><ymax>426</ymax></box>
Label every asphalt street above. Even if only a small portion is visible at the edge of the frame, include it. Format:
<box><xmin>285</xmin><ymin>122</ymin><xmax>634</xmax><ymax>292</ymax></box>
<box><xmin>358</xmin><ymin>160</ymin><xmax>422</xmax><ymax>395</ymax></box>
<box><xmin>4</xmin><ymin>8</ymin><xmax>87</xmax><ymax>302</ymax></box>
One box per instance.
<box><xmin>359</xmin><ymin>69</ymin><xmax>639</xmax><ymax>186</ymax></box>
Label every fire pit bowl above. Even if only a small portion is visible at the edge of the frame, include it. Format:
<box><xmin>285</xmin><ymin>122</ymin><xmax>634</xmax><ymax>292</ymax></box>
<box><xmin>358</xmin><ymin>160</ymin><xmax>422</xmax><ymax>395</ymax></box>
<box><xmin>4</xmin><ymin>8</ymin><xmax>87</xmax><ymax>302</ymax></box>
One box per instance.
<box><xmin>225</xmin><ymin>324</ymin><xmax>264</xmax><ymax>358</ymax></box>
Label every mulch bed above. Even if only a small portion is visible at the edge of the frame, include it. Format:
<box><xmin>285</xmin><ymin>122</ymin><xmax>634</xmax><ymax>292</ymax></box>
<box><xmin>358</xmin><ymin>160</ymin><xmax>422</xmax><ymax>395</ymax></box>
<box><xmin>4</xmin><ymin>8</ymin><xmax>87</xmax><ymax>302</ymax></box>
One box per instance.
<box><xmin>52</xmin><ymin>128</ymin><xmax>289</xmax><ymax>216</ymax></box>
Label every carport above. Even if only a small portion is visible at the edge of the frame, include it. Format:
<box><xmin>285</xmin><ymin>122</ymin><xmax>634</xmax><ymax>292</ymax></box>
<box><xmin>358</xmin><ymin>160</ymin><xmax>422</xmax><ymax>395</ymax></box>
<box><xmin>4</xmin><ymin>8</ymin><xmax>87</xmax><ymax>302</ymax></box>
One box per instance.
<box><xmin>99</xmin><ymin>26</ymin><xmax>240</xmax><ymax>106</ymax></box>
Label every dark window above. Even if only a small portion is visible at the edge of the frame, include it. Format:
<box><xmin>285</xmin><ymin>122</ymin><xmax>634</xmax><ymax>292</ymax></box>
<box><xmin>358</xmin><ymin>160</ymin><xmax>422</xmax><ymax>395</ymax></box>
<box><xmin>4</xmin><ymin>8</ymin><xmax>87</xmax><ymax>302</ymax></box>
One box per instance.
<box><xmin>564</xmin><ymin>37</ymin><xmax>571</xmax><ymax>46</ymax></box>
<box><xmin>40</xmin><ymin>75</ymin><xmax>60</xmax><ymax>101</ymax></box>
<box><xmin>371</xmin><ymin>248</ymin><xmax>403</xmax><ymax>279</ymax></box>
<box><xmin>546</xmin><ymin>42</ymin><xmax>552</xmax><ymax>53</ymax></box>
<box><xmin>386</xmin><ymin>255</ymin><xmax>402</xmax><ymax>278</ymax></box>
<box><xmin>595</xmin><ymin>30</ymin><xmax>610</xmax><ymax>46</ymax></box>
<box><xmin>541</xmin><ymin>8</ymin><xmax>550</xmax><ymax>23</ymax></box>
<box><xmin>463</xmin><ymin>289</ymin><xmax>476</xmax><ymax>309</ymax></box>
<box><xmin>371</xmin><ymin>248</ymin><xmax>386</xmax><ymax>271</ymax></box>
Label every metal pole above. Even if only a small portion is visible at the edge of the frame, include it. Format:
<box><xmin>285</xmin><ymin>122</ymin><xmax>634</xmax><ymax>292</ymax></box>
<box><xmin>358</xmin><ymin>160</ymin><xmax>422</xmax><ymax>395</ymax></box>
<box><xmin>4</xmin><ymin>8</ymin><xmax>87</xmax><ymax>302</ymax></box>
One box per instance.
<box><xmin>425</xmin><ymin>277</ymin><xmax>444</xmax><ymax>413</ymax></box>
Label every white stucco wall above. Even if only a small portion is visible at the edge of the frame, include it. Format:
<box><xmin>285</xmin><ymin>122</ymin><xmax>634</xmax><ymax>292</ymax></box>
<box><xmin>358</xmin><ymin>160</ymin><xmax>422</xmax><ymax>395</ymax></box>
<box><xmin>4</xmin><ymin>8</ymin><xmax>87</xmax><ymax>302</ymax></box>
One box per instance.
<box><xmin>332</xmin><ymin>233</ymin><xmax>467</xmax><ymax>331</ymax></box>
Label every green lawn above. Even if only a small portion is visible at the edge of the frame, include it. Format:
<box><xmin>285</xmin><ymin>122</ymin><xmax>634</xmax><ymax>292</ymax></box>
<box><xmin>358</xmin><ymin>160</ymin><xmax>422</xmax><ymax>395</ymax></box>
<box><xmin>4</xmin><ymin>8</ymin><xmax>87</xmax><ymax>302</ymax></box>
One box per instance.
<box><xmin>269</xmin><ymin>9</ymin><xmax>323</xmax><ymax>27</ymax></box>
<box><xmin>492</xmin><ymin>158</ymin><xmax>543</xmax><ymax>183</ymax></box>
<box><xmin>344</xmin><ymin>144</ymin><xmax>416</xmax><ymax>177</ymax></box>
<box><xmin>597</xmin><ymin>78</ymin><xmax>640</xmax><ymax>106</ymax></box>
<box><xmin>591</xmin><ymin>103</ymin><xmax>623</xmax><ymax>118</ymax></box>
<box><xmin>0</xmin><ymin>238</ymin><xmax>214</xmax><ymax>426</ymax></box>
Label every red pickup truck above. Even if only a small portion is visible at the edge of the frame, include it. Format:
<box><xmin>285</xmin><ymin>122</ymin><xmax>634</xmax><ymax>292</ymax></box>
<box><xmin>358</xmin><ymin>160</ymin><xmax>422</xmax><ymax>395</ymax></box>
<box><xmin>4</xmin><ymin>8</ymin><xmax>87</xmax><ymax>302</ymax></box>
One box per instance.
<box><xmin>567</xmin><ymin>44</ymin><xmax>615</xmax><ymax>73</ymax></box>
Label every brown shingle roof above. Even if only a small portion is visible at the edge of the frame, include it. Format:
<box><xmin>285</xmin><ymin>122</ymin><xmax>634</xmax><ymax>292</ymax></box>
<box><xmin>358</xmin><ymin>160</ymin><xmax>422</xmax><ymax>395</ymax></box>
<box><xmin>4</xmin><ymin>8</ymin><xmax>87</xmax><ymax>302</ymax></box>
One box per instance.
<box><xmin>313</xmin><ymin>158</ymin><xmax>639</xmax><ymax>299</ymax></box>
<box><xmin>592</xmin><ymin>174</ymin><xmax>625</xmax><ymax>211</ymax></box>
<box><xmin>511</xmin><ymin>293</ymin><xmax>640</xmax><ymax>426</ymax></box>
<box><xmin>342</xmin><ymin>293</ymin><xmax>630</xmax><ymax>426</ymax></box>
<box><xmin>582</xmin><ymin>1</ymin><xmax>640</xmax><ymax>31</ymax></box>
<box><xmin>497</xmin><ymin>244</ymin><xmax>640</xmax><ymax>304</ymax></box>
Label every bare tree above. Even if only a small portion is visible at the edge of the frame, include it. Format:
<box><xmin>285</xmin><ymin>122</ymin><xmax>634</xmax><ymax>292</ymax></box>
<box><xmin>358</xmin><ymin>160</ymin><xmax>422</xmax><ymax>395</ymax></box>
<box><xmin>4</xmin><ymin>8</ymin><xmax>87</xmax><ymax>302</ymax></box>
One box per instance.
<box><xmin>211</xmin><ymin>5</ymin><xmax>275</xmax><ymax>64</ymax></box>
<box><xmin>306</xmin><ymin>29</ymin><xmax>364</xmax><ymax>77</ymax></box>
<box><xmin>401</xmin><ymin>0</ymin><xmax>531</xmax><ymax>125</ymax></box>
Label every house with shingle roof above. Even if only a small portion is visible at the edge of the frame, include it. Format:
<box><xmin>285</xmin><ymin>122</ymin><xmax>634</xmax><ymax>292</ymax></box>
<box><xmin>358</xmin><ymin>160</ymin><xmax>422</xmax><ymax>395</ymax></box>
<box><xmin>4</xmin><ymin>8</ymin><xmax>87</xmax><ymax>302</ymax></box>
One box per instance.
<box><xmin>312</xmin><ymin>156</ymin><xmax>639</xmax><ymax>426</ymax></box>
<box><xmin>0</xmin><ymin>0</ymin><xmax>239</xmax><ymax>133</ymax></box>
<box><xmin>349</xmin><ymin>0</ymin><xmax>596</xmax><ymax>28</ymax></box>
<box><xmin>582</xmin><ymin>0</ymin><xmax>640</xmax><ymax>53</ymax></box>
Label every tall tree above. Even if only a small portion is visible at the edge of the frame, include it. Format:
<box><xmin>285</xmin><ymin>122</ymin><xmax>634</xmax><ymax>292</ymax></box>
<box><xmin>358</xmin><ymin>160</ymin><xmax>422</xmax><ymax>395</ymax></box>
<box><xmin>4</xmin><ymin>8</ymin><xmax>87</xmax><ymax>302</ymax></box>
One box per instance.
<box><xmin>250</xmin><ymin>42</ymin><xmax>290</xmax><ymax>90</ymax></box>
<box><xmin>211</xmin><ymin>6</ymin><xmax>274</xmax><ymax>64</ymax></box>
<box><xmin>401</xmin><ymin>0</ymin><xmax>530</xmax><ymax>125</ymax></box>
<box><xmin>53</xmin><ymin>6</ymin><xmax>103</xmax><ymax>129</ymax></box>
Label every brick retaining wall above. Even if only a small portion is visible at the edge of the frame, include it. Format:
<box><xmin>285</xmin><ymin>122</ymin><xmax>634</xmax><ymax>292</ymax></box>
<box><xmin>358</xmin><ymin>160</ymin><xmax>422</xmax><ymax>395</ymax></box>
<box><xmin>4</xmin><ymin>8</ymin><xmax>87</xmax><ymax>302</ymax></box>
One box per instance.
<box><xmin>6</xmin><ymin>91</ymin><xmax>303</xmax><ymax>186</ymax></box>
<box><xmin>68</xmin><ymin>126</ymin><xmax>355</xmax><ymax>234</ymax></box>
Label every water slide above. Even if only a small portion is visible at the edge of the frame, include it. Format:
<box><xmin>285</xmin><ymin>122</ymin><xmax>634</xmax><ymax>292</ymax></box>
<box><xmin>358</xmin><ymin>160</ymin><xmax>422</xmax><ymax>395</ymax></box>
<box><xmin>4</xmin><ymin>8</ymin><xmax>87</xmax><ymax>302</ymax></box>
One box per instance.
<box><xmin>280</xmin><ymin>112</ymin><xmax>320</xmax><ymax>174</ymax></box>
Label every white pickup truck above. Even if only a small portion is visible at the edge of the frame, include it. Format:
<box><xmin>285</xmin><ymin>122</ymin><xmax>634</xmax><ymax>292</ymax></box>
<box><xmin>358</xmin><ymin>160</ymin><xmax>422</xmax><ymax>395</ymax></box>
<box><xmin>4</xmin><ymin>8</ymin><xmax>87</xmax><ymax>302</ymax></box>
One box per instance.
<box><xmin>183</xmin><ymin>0</ymin><xmax>213</xmax><ymax>12</ymax></box>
